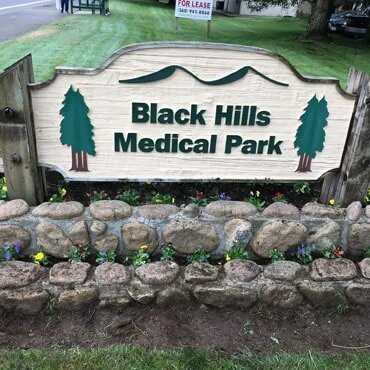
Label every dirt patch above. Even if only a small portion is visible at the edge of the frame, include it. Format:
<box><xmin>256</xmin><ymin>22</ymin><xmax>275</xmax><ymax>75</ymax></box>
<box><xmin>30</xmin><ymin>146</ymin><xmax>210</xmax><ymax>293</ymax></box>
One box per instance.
<box><xmin>0</xmin><ymin>304</ymin><xmax>369</xmax><ymax>353</ymax></box>
<box><xmin>21</xmin><ymin>27</ymin><xmax>58</xmax><ymax>40</ymax></box>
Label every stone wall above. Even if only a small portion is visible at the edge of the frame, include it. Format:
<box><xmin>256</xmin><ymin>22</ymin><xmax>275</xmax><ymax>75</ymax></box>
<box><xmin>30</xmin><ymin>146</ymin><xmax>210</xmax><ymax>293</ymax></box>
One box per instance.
<box><xmin>0</xmin><ymin>258</ymin><xmax>369</xmax><ymax>314</ymax></box>
<box><xmin>0</xmin><ymin>199</ymin><xmax>369</xmax><ymax>259</ymax></box>
<box><xmin>0</xmin><ymin>199</ymin><xmax>369</xmax><ymax>313</ymax></box>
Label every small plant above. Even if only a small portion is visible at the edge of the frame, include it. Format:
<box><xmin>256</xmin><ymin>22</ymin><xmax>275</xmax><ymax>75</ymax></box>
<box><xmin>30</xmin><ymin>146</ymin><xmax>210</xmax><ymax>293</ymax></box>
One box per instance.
<box><xmin>49</xmin><ymin>187</ymin><xmax>67</xmax><ymax>203</ymax></box>
<box><xmin>293</xmin><ymin>182</ymin><xmax>311</xmax><ymax>195</ymax></box>
<box><xmin>269</xmin><ymin>248</ymin><xmax>285</xmax><ymax>262</ymax></box>
<box><xmin>32</xmin><ymin>250</ymin><xmax>49</xmax><ymax>266</ymax></box>
<box><xmin>336</xmin><ymin>303</ymin><xmax>351</xmax><ymax>315</ymax></box>
<box><xmin>0</xmin><ymin>177</ymin><xmax>8</xmax><ymax>200</ymax></box>
<box><xmin>364</xmin><ymin>188</ymin><xmax>370</xmax><ymax>205</ymax></box>
<box><xmin>160</xmin><ymin>243</ymin><xmax>175</xmax><ymax>261</ymax></box>
<box><xmin>86</xmin><ymin>190</ymin><xmax>110</xmax><ymax>203</ymax></box>
<box><xmin>127</xmin><ymin>244</ymin><xmax>150</xmax><ymax>266</ymax></box>
<box><xmin>189</xmin><ymin>191</ymin><xmax>209</xmax><ymax>207</ymax></box>
<box><xmin>291</xmin><ymin>242</ymin><xmax>316</xmax><ymax>264</ymax></box>
<box><xmin>328</xmin><ymin>197</ymin><xmax>340</xmax><ymax>208</ymax></box>
<box><xmin>68</xmin><ymin>243</ymin><xmax>90</xmax><ymax>263</ymax></box>
<box><xmin>322</xmin><ymin>244</ymin><xmax>345</xmax><ymax>259</ymax></box>
<box><xmin>224</xmin><ymin>241</ymin><xmax>251</xmax><ymax>261</ymax></box>
<box><xmin>187</xmin><ymin>246</ymin><xmax>210</xmax><ymax>263</ymax></box>
<box><xmin>271</xmin><ymin>192</ymin><xmax>289</xmax><ymax>203</ymax></box>
<box><xmin>363</xmin><ymin>247</ymin><xmax>370</xmax><ymax>258</ymax></box>
<box><xmin>151</xmin><ymin>192</ymin><xmax>175</xmax><ymax>205</ymax></box>
<box><xmin>96</xmin><ymin>251</ymin><xmax>116</xmax><ymax>265</ymax></box>
<box><xmin>0</xmin><ymin>241</ymin><xmax>21</xmax><ymax>262</ymax></box>
<box><xmin>116</xmin><ymin>189</ymin><xmax>140</xmax><ymax>206</ymax></box>
<box><xmin>219</xmin><ymin>192</ymin><xmax>231</xmax><ymax>201</ymax></box>
<box><xmin>244</xmin><ymin>190</ymin><xmax>265</xmax><ymax>209</ymax></box>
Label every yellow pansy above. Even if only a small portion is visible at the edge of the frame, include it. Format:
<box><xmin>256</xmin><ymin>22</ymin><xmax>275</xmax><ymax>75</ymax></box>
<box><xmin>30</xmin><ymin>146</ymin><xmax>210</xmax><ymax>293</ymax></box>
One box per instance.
<box><xmin>329</xmin><ymin>198</ymin><xmax>335</xmax><ymax>206</ymax></box>
<box><xmin>140</xmin><ymin>244</ymin><xmax>148</xmax><ymax>250</ymax></box>
<box><xmin>34</xmin><ymin>252</ymin><xmax>45</xmax><ymax>261</ymax></box>
<box><xmin>256</xmin><ymin>190</ymin><xmax>260</xmax><ymax>197</ymax></box>
<box><xmin>225</xmin><ymin>255</ymin><xmax>231</xmax><ymax>262</ymax></box>
<box><xmin>60</xmin><ymin>188</ymin><xmax>67</xmax><ymax>196</ymax></box>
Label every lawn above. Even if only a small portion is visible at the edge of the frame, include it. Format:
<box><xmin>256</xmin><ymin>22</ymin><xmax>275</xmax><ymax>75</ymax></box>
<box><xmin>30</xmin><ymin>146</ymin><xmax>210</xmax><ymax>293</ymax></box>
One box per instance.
<box><xmin>0</xmin><ymin>0</ymin><xmax>369</xmax><ymax>85</ymax></box>
<box><xmin>1</xmin><ymin>346</ymin><xmax>369</xmax><ymax>370</ymax></box>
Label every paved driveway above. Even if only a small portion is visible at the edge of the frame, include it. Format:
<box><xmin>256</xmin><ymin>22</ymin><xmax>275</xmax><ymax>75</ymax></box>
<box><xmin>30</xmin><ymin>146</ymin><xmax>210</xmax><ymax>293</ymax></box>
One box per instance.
<box><xmin>0</xmin><ymin>0</ymin><xmax>65</xmax><ymax>41</ymax></box>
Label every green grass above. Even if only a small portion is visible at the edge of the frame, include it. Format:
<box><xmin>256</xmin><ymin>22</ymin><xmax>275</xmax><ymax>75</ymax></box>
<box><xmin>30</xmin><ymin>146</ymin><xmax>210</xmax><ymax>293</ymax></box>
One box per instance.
<box><xmin>0</xmin><ymin>346</ymin><xmax>369</xmax><ymax>369</ymax></box>
<box><xmin>0</xmin><ymin>0</ymin><xmax>369</xmax><ymax>85</ymax></box>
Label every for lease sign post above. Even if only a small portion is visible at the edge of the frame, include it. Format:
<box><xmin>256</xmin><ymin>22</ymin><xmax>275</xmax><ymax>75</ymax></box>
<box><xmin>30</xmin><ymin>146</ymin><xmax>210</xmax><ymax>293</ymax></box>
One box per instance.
<box><xmin>175</xmin><ymin>0</ymin><xmax>213</xmax><ymax>21</ymax></box>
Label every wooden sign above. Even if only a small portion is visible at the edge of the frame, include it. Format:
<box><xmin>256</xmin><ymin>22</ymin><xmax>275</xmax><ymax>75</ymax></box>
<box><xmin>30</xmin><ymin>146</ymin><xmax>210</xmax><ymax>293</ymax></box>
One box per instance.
<box><xmin>30</xmin><ymin>42</ymin><xmax>355</xmax><ymax>182</ymax></box>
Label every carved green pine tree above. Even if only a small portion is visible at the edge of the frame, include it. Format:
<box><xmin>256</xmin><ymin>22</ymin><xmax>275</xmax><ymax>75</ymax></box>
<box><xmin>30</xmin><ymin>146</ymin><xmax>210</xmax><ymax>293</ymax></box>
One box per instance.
<box><xmin>294</xmin><ymin>95</ymin><xmax>329</xmax><ymax>172</ymax></box>
<box><xmin>59</xmin><ymin>85</ymin><xmax>96</xmax><ymax>171</ymax></box>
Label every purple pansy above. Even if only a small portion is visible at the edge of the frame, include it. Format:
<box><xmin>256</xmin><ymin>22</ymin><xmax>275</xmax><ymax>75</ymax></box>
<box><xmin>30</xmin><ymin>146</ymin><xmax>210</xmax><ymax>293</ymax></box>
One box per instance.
<box><xmin>4</xmin><ymin>251</ymin><xmax>12</xmax><ymax>261</ymax></box>
<box><xmin>14</xmin><ymin>242</ymin><xmax>21</xmax><ymax>254</ymax></box>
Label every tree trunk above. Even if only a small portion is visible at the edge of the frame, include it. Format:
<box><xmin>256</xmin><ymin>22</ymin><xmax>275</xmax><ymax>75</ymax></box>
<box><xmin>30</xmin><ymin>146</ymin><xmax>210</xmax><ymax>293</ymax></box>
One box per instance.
<box><xmin>296</xmin><ymin>154</ymin><xmax>312</xmax><ymax>172</ymax></box>
<box><xmin>74</xmin><ymin>151</ymin><xmax>89</xmax><ymax>172</ymax></box>
<box><xmin>70</xmin><ymin>149</ymin><xmax>77</xmax><ymax>171</ymax></box>
<box><xmin>82</xmin><ymin>152</ymin><xmax>89</xmax><ymax>171</ymax></box>
<box><xmin>308</xmin><ymin>0</ymin><xmax>334</xmax><ymax>39</ymax></box>
<box><xmin>76</xmin><ymin>151</ymin><xmax>83</xmax><ymax>171</ymax></box>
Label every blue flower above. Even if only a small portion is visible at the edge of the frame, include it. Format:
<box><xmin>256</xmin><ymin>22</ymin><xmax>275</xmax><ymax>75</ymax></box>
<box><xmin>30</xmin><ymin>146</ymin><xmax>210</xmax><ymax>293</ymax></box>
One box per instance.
<box><xmin>3</xmin><ymin>244</ymin><xmax>9</xmax><ymax>251</ymax></box>
<box><xmin>14</xmin><ymin>242</ymin><xmax>21</xmax><ymax>253</ymax></box>
<box><xmin>299</xmin><ymin>247</ymin><xmax>306</xmax><ymax>255</ymax></box>
<box><xmin>220</xmin><ymin>192</ymin><xmax>227</xmax><ymax>200</ymax></box>
<box><xmin>4</xmin><ymin>251</ymin><xmax>12</xmax><ymax>261</ymax></box>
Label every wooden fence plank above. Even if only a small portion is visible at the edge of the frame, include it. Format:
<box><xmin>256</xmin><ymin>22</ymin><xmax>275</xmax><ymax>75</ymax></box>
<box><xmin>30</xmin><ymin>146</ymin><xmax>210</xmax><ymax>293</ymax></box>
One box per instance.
<box><xmin>0</xmin><ymin>55</ymin><xmax>45</xmax><ymax>205</ymax></box>
<box><xmin>320</xmin><ymin>69</ymin><xmax>370</xmax><ymax>206</ymax></box>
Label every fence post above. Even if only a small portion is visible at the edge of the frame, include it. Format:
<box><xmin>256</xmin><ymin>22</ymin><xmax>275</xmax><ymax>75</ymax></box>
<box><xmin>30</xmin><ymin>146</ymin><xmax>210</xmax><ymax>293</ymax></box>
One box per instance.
<box><xmin>0</xmin><ymin>55</ymin><xmax>45</xmax><ymax>205</ymax></box>
<box><xmin>320</xmin><ymin>68</ymin><xmax>370</xmax><ymax>206</ymax></box>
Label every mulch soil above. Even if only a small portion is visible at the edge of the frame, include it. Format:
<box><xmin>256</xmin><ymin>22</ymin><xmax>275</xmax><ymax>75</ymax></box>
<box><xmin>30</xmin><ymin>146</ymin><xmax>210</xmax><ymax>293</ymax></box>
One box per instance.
<box><xmin>46</xmin><ymin>170</ymin><xmax>320</xmax><ymax>208</ymax></box>
<box><xmin>0</xmin><ymin>304</ymin><xmax>369</xmax><ymax>354</ymax></box>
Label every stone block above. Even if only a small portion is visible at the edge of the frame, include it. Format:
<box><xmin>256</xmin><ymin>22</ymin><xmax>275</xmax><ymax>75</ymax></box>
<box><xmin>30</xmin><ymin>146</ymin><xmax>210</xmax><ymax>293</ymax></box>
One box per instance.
<box><xmin>49</xmin><ymin>262</ymin><xmax>91</xmax><ymax>285</ymax></box>
<box><xmin>135</xmin><ymin>261</ymin><xmax>180</xmax><ymax>285</ymax></box>
<box><xmin>184</xmin><ymin>263</ymin><xmax>219</xmax><ymax>283</ymax></box>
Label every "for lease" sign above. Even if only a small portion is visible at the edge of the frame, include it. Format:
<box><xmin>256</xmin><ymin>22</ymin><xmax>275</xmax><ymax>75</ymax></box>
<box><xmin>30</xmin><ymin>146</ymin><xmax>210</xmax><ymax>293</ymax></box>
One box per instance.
<box><xmin>175</xmin><ymin>0</ymin><xmax>213</xmax><ymax>21</ymax></box>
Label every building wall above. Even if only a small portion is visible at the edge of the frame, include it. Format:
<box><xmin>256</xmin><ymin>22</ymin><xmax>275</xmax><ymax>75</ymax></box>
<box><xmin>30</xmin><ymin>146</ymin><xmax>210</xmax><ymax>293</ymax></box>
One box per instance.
<box><xmin>240</xmin><ymin>3</ymin><xmax>299</xmax><ymax>17</ymax></box>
